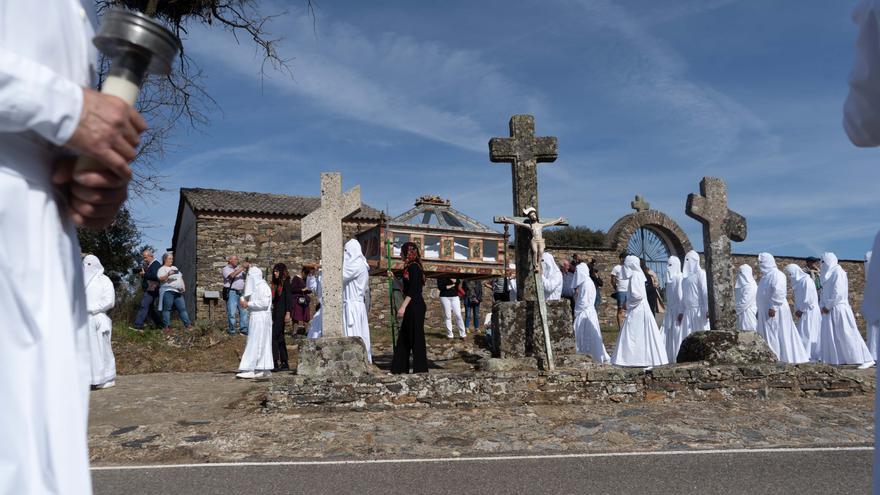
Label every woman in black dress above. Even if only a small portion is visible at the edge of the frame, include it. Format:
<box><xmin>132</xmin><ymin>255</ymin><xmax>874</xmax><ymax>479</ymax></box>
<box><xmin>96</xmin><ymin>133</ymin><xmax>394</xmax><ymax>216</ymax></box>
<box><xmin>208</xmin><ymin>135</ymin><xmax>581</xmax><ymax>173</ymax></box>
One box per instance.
<box><xmin>391</xmin><ymin>242</ymin><xmax>428</xmax><ymax>374</ymax></box>
<box><xmin>270</xmin><ymin>263</ymin><xmax>294</xmax><ymax>371</ymax></box>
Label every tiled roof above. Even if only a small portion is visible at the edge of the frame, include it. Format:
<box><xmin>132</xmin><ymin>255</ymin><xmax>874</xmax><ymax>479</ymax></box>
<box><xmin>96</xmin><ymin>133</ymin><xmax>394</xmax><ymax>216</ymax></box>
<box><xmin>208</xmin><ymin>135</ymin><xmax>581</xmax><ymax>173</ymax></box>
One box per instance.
<box><xmin>180</xmin><ymin>188</ymin><xmax>383</xmax><ymax>220</ymax></box>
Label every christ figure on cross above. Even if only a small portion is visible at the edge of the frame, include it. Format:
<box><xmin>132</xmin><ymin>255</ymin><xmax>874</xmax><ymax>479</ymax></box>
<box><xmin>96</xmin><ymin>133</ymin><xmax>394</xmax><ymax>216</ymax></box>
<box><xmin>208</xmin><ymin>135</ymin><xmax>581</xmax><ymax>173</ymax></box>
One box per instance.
<box><xmin>496</xmin><ymin>207</ymin><xmax>566</xmax><ymax>274</ymax></box>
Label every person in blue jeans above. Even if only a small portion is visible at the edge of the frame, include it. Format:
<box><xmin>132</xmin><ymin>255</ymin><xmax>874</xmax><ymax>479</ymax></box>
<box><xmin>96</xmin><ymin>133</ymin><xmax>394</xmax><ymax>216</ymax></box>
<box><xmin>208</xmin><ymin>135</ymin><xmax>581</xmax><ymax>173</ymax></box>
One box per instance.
<box><xmin>222</xmin><ymin>255</ymin><xmax>249</xmax><ymax>335</ymax></box>
<box><xmin>131</xmin><ymin>248</ymin><xmax>164</xmax><ymax>331</ymax></box>
<box><xmin>157</xmin><ymin>252</ymin><xmax>192</xmax><ymax>331</ymax></box>
<box><xmin>462</xmin><ymin>279</ymin><xmax>483</xmax><ymax>331</ymax></box>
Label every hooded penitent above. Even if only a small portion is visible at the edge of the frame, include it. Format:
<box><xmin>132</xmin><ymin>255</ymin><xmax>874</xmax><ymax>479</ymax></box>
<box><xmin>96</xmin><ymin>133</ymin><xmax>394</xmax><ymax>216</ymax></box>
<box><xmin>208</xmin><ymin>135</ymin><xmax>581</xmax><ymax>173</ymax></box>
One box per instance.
<box><xmin>785</xmin><ymin>263</ymin><xmax>821</xmax><ymax>361</ymax></box>
<box><xmin>679</xmin><ymin>250</ymin><xmax>708</xmax><ymax>337</ymax></box>
<box><xmin>662</xmin><ymin>256</ymin><xmax>686</xmax><ymax>360</ymax></box>
<box><xmin>83</xmin><ymin>255</ymin><xmax>116</xmax><ymax>387</ymax></box>
<box><xmin>817</xmin><ymin>251</ymin><xmax>874</xmax><ymax>366</ymax></box>
<box><xmin>572</xmin><ymin>262</ymin><xmax>610</xmax><ymax>363</ymax></box>
<box><xmin>541</xmin><ymin>252</ymin><xmax>563</xmax><ymax>301</ymax></box>
<box><xmin>866</xmin><ymin>245</ymin><xmax>880</xmax><ymax>361</ymax></box>
<box><xmin>755</xmin><ymin>253</ymin><xmax>809</xmax><ymax>364</ymax></box>
<box><xmin>237</xmin><ymin>266</ymin><xmax>274</xmax><ymax>374</ymax></box>
<box><xmin>734</xmin><ymin>265</ymin><xmax>757</xmax><ymax>331</ymax></box>
<box><xmin>343</xmin><ymin>239</ymin><xmax>372</xmax><ymax>362</ymax></box>
<box><xmin>610</xmin><ymin>255</ymin><xmax>668</xmax><ymax>367</ymax></box>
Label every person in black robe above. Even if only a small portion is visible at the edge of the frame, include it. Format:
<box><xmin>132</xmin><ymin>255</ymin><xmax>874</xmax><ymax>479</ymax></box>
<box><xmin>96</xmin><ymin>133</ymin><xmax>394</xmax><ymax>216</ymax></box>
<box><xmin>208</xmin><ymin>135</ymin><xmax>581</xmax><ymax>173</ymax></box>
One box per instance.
<box><xmin>640</xmin><ymin>258</ymin><xmax>660</xmax><ymax>315</ymax></box>
<box><xmin>271</xmin><ymin>263</ymin><xmax>294</xmax><ymax>371</ymax></box>
<box><xmin>391</xmin><ymin>242</ymin><xmax>428</xmax><ymax>374</ymax></box>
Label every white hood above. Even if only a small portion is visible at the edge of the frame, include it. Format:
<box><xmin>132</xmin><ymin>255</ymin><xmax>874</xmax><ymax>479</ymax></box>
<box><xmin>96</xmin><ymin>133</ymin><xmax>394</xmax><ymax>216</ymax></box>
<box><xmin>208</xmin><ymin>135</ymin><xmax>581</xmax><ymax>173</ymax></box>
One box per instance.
<box><xmin>622</xmin><ymin>255</ymin><xmax>642</xmax><ymax>279</ymax></box>
<box><xmin>682</xmin><ymin>250</ymin><xmax>700</xmax><ymax>278</ymax></box>
<box><xmin>785</xmin><ymin>264</ymin><xmax>809</xmax><ymax>285</ymax></box>
<box><xmin>666</xmin><ymin>256</ymin><xmax>681</xmax><ymax>284</ymax></box>
<box><xmin>735</xmin><ymin>264</ymin><xmax>755</xmax><ymax>289</ymax></box>
<box><xmin>243</xmin><ymin>266</ymin><xmax>263</xmax><ymax>298</ymax></box>
<box><xmin>82</xmin><ymin>254</ymin><xmax>105</xmax><ymax>287</ymax></box>
<box><xmin>757</xmin><ymin>252</ymin><xmax>777</xmax><ymax>276</ymax></box>
<box><xmin>540</xmin><ymin>252</ymin><xmax>563</xmax><ymax>289</ymax></box>
<box><xmin>820</xmin><ymin>252</ymin><xmax>839</xmax><ymax>283</ymax></box>
<box><xmin>344</xmin><ymin>239</ymin><xmax>369</xmax><ymax>271</ymax></box>
<box><xmin>864</xmin><ymin>232</ymin><xmax>880</xmax><ymax>323</ymax></box>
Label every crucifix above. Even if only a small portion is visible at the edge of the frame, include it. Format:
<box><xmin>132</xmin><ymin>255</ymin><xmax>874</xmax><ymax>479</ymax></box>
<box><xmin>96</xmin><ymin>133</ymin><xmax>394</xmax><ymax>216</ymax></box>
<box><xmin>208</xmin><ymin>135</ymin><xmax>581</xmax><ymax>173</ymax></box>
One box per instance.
<box><xmin>685</xmin><ymin>177</ymin><xmax>747</xmax><ymax>330</ymax></box>
<box><xmin>494</xmin><ymin>209</ymin><xmax>567</xmax><ymax>372</ymax></box>
<box><xmin>301</xmin><ymin>172</ymin><xmax>362</xmax><ymax>338</ymax></box>
<box><xmin>489</xmin><ymin>114</ymin><xmax>558</xmax><ymax>302</ymax></box>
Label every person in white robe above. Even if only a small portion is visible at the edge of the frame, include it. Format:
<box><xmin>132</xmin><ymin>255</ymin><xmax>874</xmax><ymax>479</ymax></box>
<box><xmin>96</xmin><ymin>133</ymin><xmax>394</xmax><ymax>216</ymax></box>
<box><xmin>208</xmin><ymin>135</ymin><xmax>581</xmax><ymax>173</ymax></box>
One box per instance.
<box><xmin>662</xmin><ymin>256</ymin><xmax>685</xmax><ymax>361</ymax></box>
<box><xmin>507</xmin><ymin>263</ymin><xmax>518</xmax><ymax>302</ymax></box>
<box><xmin>755</xmin><ymin>253</ymin><xmax>809</xmax><ymax>364</ymax></box>
<box><xmin>306</xmin><ymin>268</ymin><xmax>323</xmax><ymax>339</ymax></box>
<box><xmin>573</xmin><ymin>263</ymin><xmax>610</xmax><ymax>363</ymax></box>
<box><xmin>818</xmin><ymin>252</ymin><xmax>874</xmax><ymax>368</ymax></box>
<box><xmin>236</xmin><ymin>266</ymin><xmax>274</xmax><ymax>378</ymax></box>
<box><xmin>865</xmin><ymin>250</ymin><xmax>879</xmax><ymax>360</ymax></box>
<box><xmin>611</xmin><ymin>256</ymin><xmax>669</xmax><ymax>367</ymax></box>
<box><xmin>734</xmin><ymin>265</ymin><xmax>758</xmax><ymax>331</ymax></box>
<box><xmin>1</xmin><ymin>3</ymin><xmax>149</xmax><ymax>493</ymax></box>
<box><xmin>343</xmin><ymin>239</ymin><xmax>372</xmax><ymax>362</ymax></box>
<box><xmin>540</xmin><ymin>252</ymin><xmax>563</xmax><ymax>301</ymax></box>
<box><xmin>785</xmin><ymin>264</ymin><xmax>822</xmax><ymax>362</ymax></box>
<box><xmin>677</xmin><ymin>251</ymin><xmax>708</xmax><ymax>339</ymax></box>
<box><xmin>83</xmin><ymin>255</ymin><xmax>116</xmax><ymax>389</ymax></box>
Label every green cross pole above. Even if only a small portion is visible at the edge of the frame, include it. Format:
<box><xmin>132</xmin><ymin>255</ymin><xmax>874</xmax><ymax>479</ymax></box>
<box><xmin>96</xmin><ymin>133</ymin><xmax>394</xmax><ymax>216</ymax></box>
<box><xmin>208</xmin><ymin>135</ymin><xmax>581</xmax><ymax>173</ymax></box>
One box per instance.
<box><xmin>386</xmin><ymin>235</ymin><xmax>398</xmax><ymax>351</ymax></box>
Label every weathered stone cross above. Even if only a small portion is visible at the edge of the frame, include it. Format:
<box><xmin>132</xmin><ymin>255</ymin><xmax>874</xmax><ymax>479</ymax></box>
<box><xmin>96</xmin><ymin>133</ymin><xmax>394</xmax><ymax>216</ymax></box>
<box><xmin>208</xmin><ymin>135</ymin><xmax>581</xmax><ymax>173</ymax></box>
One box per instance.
<box><xmin>302</xmin><ymin>172</ymin><xmax>362</xmax><ymax>338</ymax></box>
<box><xmin>489</xmin><ymin>114</ymin><xmax>558</xmax><ymax>302</ymax></box>
<box><xmin>685</xmin><ymin>177</ymin><xmax>747</xmax><ymax>330</ymax></box>
<box><xmin>631</xmin><ymin>194</ymin><xmax>650</xmax><ymax>212</ymax></box>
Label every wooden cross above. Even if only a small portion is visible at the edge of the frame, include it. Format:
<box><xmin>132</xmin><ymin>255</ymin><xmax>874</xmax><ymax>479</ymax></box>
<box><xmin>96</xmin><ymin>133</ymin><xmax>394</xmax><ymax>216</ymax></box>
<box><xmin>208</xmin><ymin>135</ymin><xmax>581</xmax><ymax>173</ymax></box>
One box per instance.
<box><xmin>302</xmin><ymin>172</ymin><xmax>362</xmax><ymax>338</ymax></box>
<box><xmin>685</xmin><ymin>177</ymin><xmax>747</xmax><ymax>330</ymax></box>
<box><xmin>631</xmin><ymin>194</ymin><xmax>650</xmax><ymax>212</ymax></box>
<box><xmin>489</xmin><ymin>115</ymin><xmax>558</xmax><ymax>302</ymax></box>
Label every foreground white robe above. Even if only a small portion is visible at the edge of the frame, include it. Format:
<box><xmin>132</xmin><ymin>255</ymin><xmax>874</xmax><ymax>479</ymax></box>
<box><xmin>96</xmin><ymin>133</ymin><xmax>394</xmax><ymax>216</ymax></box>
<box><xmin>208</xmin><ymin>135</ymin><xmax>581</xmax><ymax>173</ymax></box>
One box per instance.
<box><xmin>865</xmin><ymin>250</ymin><xmax>879</xmax><ymax>360</ymax></box>
<box><xmin>572</xmin><ymin>263</ymin><xmax>610</xmax><ymax>363</ymax></box>
<box><xmin>541</xmin><ymin>252</ymin><xmax>563</xmax><ymax>301</ymax></box>
<box><xmin>861</xmin><ymin>233</ymin><xmax>880</xmax><ymax>495</ymax></box>
<box><xmin>818</xmin><ymin>253</ymin><xmax>873</xmax><ymax>366</ymax></box>
<box><xmin>0</xmin><ymin>2</ymin><xmax>97</xmax><ymax>493</ymax></box>
<box><xmin>307</xmin><ymin>271</ymin><xmax>323</xmax><ymax>339</ymax></box>
<box><xmin>84</xmin><ymin>255</ymin><xmax>116</xmax><ymax>387</ymax></box>
<box><xmin>786</xmin><ymin>264</ymin><xmax>821</xmax><ymax>362</ymax></box>
<box><xmin>662</xmin><ymin>257</ymin><xmax>684</xmax><ymax>361</ymax></box>
<box><xmin>238</xmin><ymin>267</ymin><xmax>274</xmax><ymax>372</ymax></box>
<box><xmin>611</xmin><ymin>256</ymin><xmax>668</xmax><ymax>367</ymax></box>
<box><xmin>343</xmin><ymin>239</ymin><xmax>372</xmax><ymax>362</ymax></box>
<box><xmin>845</xmin><ymin>0</ymin><xmax>880</xmax><ymax>147</ymax></box>
<box><xmin>678</xmin><ymin>251</ymin><xmax>708</xmax><ymax>339</ymax></box>
<box><xmin>756</xmin><ymin>254</ymin><xmax>809</xmax><ymax>364</ymax></box>
<box><xmin>734</xmin><ymin>265</ymin><xmax>758</xmax><ymax>331</ymax></box>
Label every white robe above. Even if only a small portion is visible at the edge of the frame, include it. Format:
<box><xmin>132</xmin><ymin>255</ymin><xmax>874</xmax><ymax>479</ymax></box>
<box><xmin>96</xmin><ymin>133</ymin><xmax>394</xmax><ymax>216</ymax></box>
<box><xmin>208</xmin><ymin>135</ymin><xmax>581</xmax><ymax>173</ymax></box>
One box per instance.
<box><xmin>238</xmin><ymin>267</ymin><xmax>274</xmax><ymax>372</ymax></box>
<box><xmin>818</xmin><ymin>253</ymin><xmax>873</xmax><ymax>366</ymax></box>
<box><xmin>611</xmin><ymin>256</ymin><xmax>668</xmax><ymax>367</ymax></box>
<box><xmin>540</xmin><ymin>252</ymin><xmax>563</xmax><ymax>301</ymax></box>
<box><xmin>786</xmin><ymin>264</ymin><xmax>821</xmax><ymax>362</ymax></box>
<box><xmin>0</xmin><ymin>2</ymin><xmax>97</xmax><ymax>494</ymax></box>
<box><xmin>572</xmin><ymin>264</ymin><xmax>610</xmax><ymax>363</ymax></box>
<box><xmin>83</xmin><ymin>255</ymin><xmax>116</xmax><ymax>387</ymax></box>
<box><xmin>343</xmin><ymin>239</ymin><xmax>372</xmax><ymax>362</ymax></box>
<box><xmin>678</xmin><ymin>251</ymin><xmax>708</xmax><ymax>340</ymax></box>
<box><xmin>662</xmin><ymin>256</ymin><xmax>684</xmax><ymax>361</ymax></box>
<box><xmin>756</xmin><ymin>254</ymin><xmax>809</xmax><ymax>364</ymax></box>
<box><xmin>306</xmin><ymin>271</ymin><xmax>323</xmax><ymax>339</ymax></box>
<box><xmin>865</xmin><ymin>250</ymin><xmax>879</xmax><ymax>360</ymax></box>
<box><xmin>844</xmin><ymin>0</ymin><xmax>880</xmax><ymax>147</ymax></box>
<box><xmin>734</xmin><ymin>265</ymin><xmax>758</xmax><ymax>332</ymax></box>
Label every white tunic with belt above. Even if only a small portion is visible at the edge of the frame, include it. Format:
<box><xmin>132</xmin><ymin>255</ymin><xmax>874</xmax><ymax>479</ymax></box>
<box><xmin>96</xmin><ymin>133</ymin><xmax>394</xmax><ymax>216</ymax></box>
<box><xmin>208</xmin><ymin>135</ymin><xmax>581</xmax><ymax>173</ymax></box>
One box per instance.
<box><xmin>611</xmin><ymin>256</ymin><xmax>669</xmax><ymax>367</ymax></box>
<box><xmin>755</xmin><ymin>254</ymin><xmax>809</xmax><ymax>364</ymax></box>
<box><xmin>0</xmin><ymin>2</ymin><xmax>97</xmax><ymax>493</ymax></box>
<box><xmin>818</xmin><ymin>253</ymin><xmax>873</xmax><ymax>366</ymax></box>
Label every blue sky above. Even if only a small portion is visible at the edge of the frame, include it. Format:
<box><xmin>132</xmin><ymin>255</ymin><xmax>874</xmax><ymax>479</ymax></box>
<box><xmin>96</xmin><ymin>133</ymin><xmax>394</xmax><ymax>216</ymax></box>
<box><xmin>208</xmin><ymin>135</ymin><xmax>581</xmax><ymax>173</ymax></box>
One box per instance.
<box><xmin>131</xmin><ymin>0</ymin><xmax>880</xmax><ymax>261</ymax></box>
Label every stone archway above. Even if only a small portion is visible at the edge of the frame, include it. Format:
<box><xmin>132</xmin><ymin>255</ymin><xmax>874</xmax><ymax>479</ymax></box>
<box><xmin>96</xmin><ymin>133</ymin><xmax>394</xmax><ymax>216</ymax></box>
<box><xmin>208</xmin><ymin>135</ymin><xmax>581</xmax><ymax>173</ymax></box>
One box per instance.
<box><xmin>606</xmin><ymin>209</ymin><xmax>693</xmax><ymax>262</ymax></box>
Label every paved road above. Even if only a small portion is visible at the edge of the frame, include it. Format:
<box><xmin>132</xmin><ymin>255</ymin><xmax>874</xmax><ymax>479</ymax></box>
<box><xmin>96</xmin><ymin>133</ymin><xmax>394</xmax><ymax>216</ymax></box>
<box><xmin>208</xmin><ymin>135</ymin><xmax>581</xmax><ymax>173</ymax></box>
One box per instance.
<box><xmin>93</xmin><ymin>447</ymin><xmax>871</xmax><ymax>494</ymax></box>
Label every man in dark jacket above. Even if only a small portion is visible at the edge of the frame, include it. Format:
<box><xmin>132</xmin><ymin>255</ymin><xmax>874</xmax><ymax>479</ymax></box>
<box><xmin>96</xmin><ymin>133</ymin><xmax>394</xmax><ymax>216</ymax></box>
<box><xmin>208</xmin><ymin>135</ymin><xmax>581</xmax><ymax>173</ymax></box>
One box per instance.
<box><xmin>462</xmin><ymin>279</ymin><xmax>483</xmax><ymax>331</ymax></box>
<box><xmin>131</xmin><ymin>248</ymin><xmax>164</xmax><ymax>331</ymax></box>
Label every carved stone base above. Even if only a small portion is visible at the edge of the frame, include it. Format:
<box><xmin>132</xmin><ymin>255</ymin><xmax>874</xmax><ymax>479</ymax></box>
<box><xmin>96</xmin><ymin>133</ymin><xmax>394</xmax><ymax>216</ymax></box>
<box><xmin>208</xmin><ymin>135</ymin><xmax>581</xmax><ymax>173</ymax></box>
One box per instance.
<box><xmin>296</xmin><ymin>337</ymin><xmax>372</xmax><ymax>378</ymax></box>
<box><xmin>491</xmin><ymin>300</ymin><xmax>574</xmax><ymax>361</ymax></box>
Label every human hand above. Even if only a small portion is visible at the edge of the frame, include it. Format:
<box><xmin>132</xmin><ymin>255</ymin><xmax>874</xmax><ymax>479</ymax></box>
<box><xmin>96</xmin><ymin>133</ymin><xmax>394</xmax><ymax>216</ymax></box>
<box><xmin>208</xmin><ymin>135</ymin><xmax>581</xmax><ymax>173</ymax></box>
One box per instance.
<box><xmin>768</xmin><ymin>308</ymin><xmax>776</xmax><ymax>318</ymax></box>
<box><xmin>52</xmin><ymin>156</ymin><xmax>128</xmax><ymax>228</ymax></box>
<box><xmin>65</xmin><ymin>88</ymin><xmax>146</xmax><ymax>175</ymax></box>
<box><xmin>795</xmin><ymin>310</ymin><xmax>803</xmax><ymax>319</ymax></box>
<box><xmin>821</xmin><ymin>307</ymin><xmax>829</xmax><ymax>315</ymax></box>
<box><xmin>396</xmin><ymin>307</ymin><xmax>405</xmax><ymax>319</ymax></box>
<box><xmin>239</xmin><ymin>297</ymin><xmax>248</xmax><ymax>309</ymax></box>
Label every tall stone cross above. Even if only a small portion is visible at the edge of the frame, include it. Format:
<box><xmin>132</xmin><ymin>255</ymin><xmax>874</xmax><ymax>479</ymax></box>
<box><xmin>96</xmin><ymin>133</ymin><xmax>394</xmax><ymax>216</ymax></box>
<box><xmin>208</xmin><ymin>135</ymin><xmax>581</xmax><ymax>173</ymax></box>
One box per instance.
<box><xmin>301</xmin><ymin>172</ymin><xmax>362</xmax><ymax>338</ymax></box>
<box><xmin>685</xmin><ymin>177</ymin><xmax>747</xmax><ymax>330</ymax></box>
<box><xmin>489</xmin><ymin>114</ymin><xmax>558</xmax><ymax>302</ymax></box>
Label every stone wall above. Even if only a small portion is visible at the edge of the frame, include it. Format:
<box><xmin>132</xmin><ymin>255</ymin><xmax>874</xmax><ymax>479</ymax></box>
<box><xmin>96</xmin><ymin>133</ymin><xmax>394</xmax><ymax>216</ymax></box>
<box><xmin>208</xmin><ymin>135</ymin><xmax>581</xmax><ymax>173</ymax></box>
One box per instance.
<box><xmin>265</xmin><ymin>363</ymin><xmax>874</xmax><ymax>412</ymax></box>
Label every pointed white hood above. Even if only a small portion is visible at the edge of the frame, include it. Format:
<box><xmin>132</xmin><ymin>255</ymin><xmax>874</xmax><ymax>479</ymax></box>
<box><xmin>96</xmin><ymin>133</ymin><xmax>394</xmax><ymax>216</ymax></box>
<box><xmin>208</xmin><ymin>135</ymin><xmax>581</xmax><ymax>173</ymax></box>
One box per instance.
<box><xmin>666</xmin><ymin>256</ymin><xmax>682</xmax><ymax>284</ymax></box>
<box><xmin>682</xmin><ymin>250</ymin><xmax>700</xmax><ymax>278</ymax></box>
<box><xmin>735</xmin><ymin>264</ymin><xmax>755</xmax><ymax>289</ymax></box>
<box><xmin>757</xmin><ymin>252</ymin><xmax>777</xmax><ymax>276</ymax></box>
<box><xmin>243</xmin><ymin>266</ymin><xmax>263</xmax><ymax>298</ymax></box>
<box><xmin>83</xmin><ymin>254</ymin><xmax>105</xmax><ymax>287</ymax></box>
<box><xmin>541</xmin><ymin>252</ymin><xmax>563</xmax><ymax>290</ymax></box>
<box><xmin>785</xmin><ymin>264</ymin><xmax>809</xmax><ymax>284</ymax></box>
<box><xmin>622</xmin><ymin>255</ymin><xmax>642</xmax><ymax>279</ymax></box>
<box><xmin>820</xmin><ymin>252</ymin><xmax>839</xmax><ymax>283</ymax></box>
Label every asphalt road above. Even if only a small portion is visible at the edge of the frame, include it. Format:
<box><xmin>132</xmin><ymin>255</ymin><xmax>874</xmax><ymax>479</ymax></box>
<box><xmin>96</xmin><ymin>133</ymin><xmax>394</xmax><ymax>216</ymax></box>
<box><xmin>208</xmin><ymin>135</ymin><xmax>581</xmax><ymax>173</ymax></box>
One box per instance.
<box><xmin>92</xmin><ymin>447</ymin><xmax>872</xmax><ymax>495</ymax></box>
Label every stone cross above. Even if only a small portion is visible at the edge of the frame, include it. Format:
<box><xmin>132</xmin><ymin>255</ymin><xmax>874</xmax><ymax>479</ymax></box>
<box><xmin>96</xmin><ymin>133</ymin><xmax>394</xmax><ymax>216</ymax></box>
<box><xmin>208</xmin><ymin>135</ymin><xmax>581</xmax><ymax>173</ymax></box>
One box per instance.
<box><xmin>685</xmin><ymin>177</ymin><xmax>747</xmax><ymax>330</ymax></box>
<box><xmin>489</xmin><ymin>115</ymin><xmax>558</xmax><ymax>302</ymax></box>
<box><xmin>302</xmin><ymin>172</ymin><xmax>362</xmax><ymax>338</ymax></box>
<box><xmin>631</xmin><ymin>195</ymin><xmax>650</xmax><ymax>212</ymax></box>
